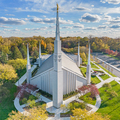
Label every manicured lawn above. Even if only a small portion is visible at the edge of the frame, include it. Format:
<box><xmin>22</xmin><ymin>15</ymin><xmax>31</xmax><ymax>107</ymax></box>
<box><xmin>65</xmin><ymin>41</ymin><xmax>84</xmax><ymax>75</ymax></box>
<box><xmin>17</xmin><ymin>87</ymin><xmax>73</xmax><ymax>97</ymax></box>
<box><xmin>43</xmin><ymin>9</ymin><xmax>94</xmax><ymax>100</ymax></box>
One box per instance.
<box><xmin>80</xmin><ymin>67</ymin><xmax>100</xmax><ymax>84</ymax></box>
<box><xmin>80</xmin><ymin>67</ymin><xmax>86</xmax><ymax>77</ymax></box>
<box><xmin>91</xmin><ymin>76</ymin><xmax>101</xmax><ymax>84</ymax></box>
<box><xmin>91</xmin><ymin>62</ymin><xmax>99</xmax><ymax>69</ymax></box>
<box><xmin>97</xmin><ymin>81</ymin><xmax>120</xmax><ymax>120</ymax></box>
<box><xmin>96</xmin><ymin>63</ymin><xmax>116</xmax><ymax>77</ymax></box>
<box><xmin>0</xmin><ymin>82</ymin><xmax>17</xmax><ymax>120</ymax></box>
<box><xmin>100</xmin><ymin>74</ymin><xmax>110</xmax><ymax>80</ymax></box>
<box><xmin>79</xmin><ymin>92</ymin><xmax>96</xmax><ymax>105</ymax></box>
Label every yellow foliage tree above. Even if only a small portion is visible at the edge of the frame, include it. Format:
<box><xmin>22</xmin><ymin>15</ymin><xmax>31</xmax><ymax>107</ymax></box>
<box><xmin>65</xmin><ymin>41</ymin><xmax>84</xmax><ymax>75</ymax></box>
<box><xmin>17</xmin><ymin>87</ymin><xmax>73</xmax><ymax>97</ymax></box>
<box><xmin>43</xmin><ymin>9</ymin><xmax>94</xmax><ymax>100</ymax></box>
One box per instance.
<box><xmin>0</xmin><ymin>64</ymin><xmax>17</xmax><ymax>81</ymax></box>
<box><xmin>8</xmin><ymin>106</ymin><xmax>48</xmax><ymax>120</ymax></box>
<box><xmin>8</xmin><ymin>59</ymin><xmax>27</xmax><ymax>70</ymax></box>
<box><xmin>80</xmin><ymin>52</ymin><xmax>86</xmax><ymax>62</ymax></box>
<box><xmin>70</xmin><ymin>108</ymin><xmax>110</xmax><ymax>120</ymax></box>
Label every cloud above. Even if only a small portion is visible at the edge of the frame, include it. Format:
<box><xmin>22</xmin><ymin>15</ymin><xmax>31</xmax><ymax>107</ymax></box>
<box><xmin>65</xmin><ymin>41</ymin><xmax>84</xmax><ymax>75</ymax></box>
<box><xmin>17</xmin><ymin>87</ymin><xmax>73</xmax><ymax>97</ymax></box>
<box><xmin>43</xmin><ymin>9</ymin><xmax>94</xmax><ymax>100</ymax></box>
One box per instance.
<box><xmin>80</xmin><ymin>13</ymin><xmax>101</xmax><ymax>22</ymax></box>
<box><xmin>100</xmin><ymin>0</ymin><xmax>120</xmax><ymax>4</ymax></box>
<box><xmin>17</xmin><ymin>0</ymin><xmax>91</xmax><ymax>13</ymax></box>
<box><xmin>30</xmin><ymin>17</ymin><xmax>74</xmax><ymax>24</ymax></box>
<box><xmin>62</xmin><ymin>26</ymin><xmax>72</xmax><ymax>29</ymax></box>
<box><xmin>104</xmin><ymin>17</ymin><xmax>120</xmax><ymax>24</ymax></box>
<box><xmin>98</xmin><ymin>25</ymin><xmax>107</xmax><ymax>29</ymax></box>
<box><xmin>73</xmin><ymin>23</ymin><xmax>84</xmax><ymax>28</ymax></box>
<box><xmin>5</xmin><ymin>14</ymin><xmax>15</xmax><ymax>16</ymax></box>
<box><xmin>0</xmin><ymin>25</ymin><xmax>12</xmax><ymax>28</ymax></box>
<box><xmin>75</xmin><ymin>7</ymin><xmax>90</xmax><ymax>11</ymax></box>
<box><xmin>110</xmin><ymin>25</ymin><xmax>120</xmax><ymax>28</ymax></box>
<box><xmin>84</xmin><ymin>27</ymin><xmax>97</xmax><ymax>30</ymax></box>
<box><xmin>4</xmin><ymin>29</ymin><xmax>20</xmax><ymax>31</ymax></box>
<box><xmin>103</xmin><ymin>14</ymin><xmax>112</xmax><ymax>21</ymax></box>
<box><xmin>24</xmin><ymin>27</ymin><xmax>47</xmax><ymax>31</ymax></box>
<box><xmin>0</xmin><ymin>17</ymin><xmax>26</xmax><ymax>25</ymax></box>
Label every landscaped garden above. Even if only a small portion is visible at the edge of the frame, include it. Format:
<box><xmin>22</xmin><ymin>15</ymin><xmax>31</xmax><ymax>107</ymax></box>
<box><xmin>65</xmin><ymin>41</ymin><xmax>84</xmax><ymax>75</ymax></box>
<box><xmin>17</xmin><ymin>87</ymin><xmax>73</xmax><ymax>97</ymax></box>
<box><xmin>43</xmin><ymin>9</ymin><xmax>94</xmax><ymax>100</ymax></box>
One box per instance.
<box><xmin>100</xmin><ymin>74</ymin><xmax>110</xmax><ymax>80</ymax></box>
<box><xmin>97</xmin><ymin>81</ymin><xmax>120</xmax><ymax>120</ymax></box>
<box><xmin>80</xmin><ymin>67</ymin><xmax>101</xmax><ymax>84</ymax></box>
<box><xmin>95</xmin><ymin>63</ymin><xmax>116</xmax><ymax>77</ymax></box>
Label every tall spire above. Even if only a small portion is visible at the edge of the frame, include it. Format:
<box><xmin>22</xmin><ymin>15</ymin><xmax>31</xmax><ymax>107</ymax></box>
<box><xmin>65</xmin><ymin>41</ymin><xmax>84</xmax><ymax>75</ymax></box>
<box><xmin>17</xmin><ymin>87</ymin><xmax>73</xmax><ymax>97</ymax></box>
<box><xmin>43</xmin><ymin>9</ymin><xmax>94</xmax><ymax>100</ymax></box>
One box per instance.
<box><xmin>27</xmin><ymin>43</ymin><xmax>30</xmax><ymax>65</ymax></box>
<box><xmin>86</xmin><ymin>41</ymin><xmax>91</xmax><ymax>84</ymax></box>
<box><xmin>53</xmin><ymin>3</ymin><xmax>63</xmax><ymax>108</ymax></box>
<box><xmin>26</xmin><ymin>43</ymin><xmax>31</xmax><ymax>84</ymax></box>
<box><xmin>39</xmin><ymin>42</ymin><xmax>41</xmax><ymax>67</ymax></box>
<box><xmin>55</xmin><ymin>3</ymin><xmax>60</xmax><ymax>41</ymax></box>
<box><xmin>77</xmin><ymin>42</ymin><xmax>80</xmax><ymax>67</ymax></box>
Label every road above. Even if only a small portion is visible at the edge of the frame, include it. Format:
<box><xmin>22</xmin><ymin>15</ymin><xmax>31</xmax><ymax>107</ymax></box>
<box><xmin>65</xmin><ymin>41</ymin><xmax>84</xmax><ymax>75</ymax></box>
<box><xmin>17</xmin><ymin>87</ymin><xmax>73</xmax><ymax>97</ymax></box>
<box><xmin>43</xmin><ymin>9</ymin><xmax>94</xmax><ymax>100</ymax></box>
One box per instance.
<box><xmin>92</xmin><ymin>52</ymin><xmax>120</xmax><ymax>69</ymax></box>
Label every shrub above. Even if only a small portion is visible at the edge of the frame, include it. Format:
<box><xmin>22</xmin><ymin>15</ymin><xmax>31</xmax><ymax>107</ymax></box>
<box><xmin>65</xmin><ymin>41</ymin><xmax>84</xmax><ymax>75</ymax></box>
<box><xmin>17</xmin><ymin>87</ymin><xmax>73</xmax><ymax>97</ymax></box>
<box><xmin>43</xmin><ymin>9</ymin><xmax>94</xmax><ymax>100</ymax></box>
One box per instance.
<box><xmin>109</xmin><ymin>91</ymin><xmax>118</xmax><ymax>98</ymax></box>
<box><xmin>102</xmin><ymin>83</ymin><xmax>111</xmax><ymax>88</ymax></box>
<box><xmin>22</xmin><ymin>98</ymin><xmax>27</xmax><ymax>104</ymax></box>
<box><xmin>27</xmin><ymin>100</ymin><xmax>36</xmax><ymax>108</ymax></box>
<box><xmin>29</xmin><ymin>95</ymin><xmax>35</xmax><ymax>100</ymax></box>
<box><xmin>79</xmin><ymin>102</ymin><xmax>86</xmax><ymax>109</ymax></box>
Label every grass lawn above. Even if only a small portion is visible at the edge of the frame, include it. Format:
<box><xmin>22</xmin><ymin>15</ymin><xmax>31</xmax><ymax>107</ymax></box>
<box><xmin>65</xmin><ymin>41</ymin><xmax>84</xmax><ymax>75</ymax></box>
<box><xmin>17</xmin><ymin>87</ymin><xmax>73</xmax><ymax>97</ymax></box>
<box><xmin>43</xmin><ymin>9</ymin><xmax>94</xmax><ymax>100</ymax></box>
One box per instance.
<box><xmin>0</xmin><ymin>82</ymin><xmax>17</xmax><ymax>120</ymax></box>
<box><xmin>96</xmin><ymin>63</ymin><xmax>116</xmax><ymax>77</ymax></box>
<box><xmin>79</xmin><ymin>92</ymin><xmax>96</xmax><ymax>105</ymax></box>
<box><xmin>80</xmin><ymin>67</ymin><xmax>86</xmax><ymax>77</ymax></box>
<box><xmin>91</xmin><ymin>76</ymin><xmax>101</xmax><ymax>84</ymax></box>
<box><xmin>80</xmin><ymin>67</ymin><xmax>100</xmax><ymax>84</ymax></box>
<box><xmin>97</xmin><ymin>81</ymin><xmax>120</xmax><ymax>120</ymax></box>
<box><xmin>91</xmin><ymin>62</ymin><xmax>99</xmax><ymax>69</ymax></box>
<box><xmin>100</xmin><ymin>74</ymin><xmax>110</xmax><ymax>80</ymax></box>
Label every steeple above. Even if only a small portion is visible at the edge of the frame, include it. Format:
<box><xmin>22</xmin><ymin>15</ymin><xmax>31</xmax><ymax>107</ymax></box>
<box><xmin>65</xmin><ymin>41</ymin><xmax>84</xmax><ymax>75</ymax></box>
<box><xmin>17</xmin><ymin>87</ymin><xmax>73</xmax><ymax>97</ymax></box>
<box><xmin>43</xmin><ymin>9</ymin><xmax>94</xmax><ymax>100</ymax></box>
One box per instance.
<box><xmin>26</xmin><ymin>43</ymin><xmax>31</xmax><ymax>84</ymax></box>
<box><xmin>55</xmin><ymin>3</ymin><xmax>60</xmax><ymax>41</ymax></box>
<box><xmin>39</xmin><ymin>42</ymin><xmax>41</xmax><ymax>67</ymax></box>
<box><xmin>53</xmin><ymin>3</ymin><xmax>63</xmax><ymax>108</ymax></box>
<box><xmin>27</xmin><ymin>43</ymin><xmax>30</xmax><ymax>65</ymax></box>
<box><xmin>77</xmin><ymin>42</ymin><xmax>80</xmax><ymax>67</ymax></box>
<box><xmin>86</xmin><ymin>41</ymin><xmax>91</xmax><ymax>84</ymax></box>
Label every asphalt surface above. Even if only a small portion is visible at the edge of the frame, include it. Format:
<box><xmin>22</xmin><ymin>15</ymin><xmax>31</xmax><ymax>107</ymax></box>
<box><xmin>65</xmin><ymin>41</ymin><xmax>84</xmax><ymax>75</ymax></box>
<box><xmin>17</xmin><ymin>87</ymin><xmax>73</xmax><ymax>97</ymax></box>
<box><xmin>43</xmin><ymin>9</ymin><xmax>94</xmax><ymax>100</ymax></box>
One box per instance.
<box><xmin>92</xmin><ymin>52</ymin><xmax>120</xmax><ymax>69</ymax></box>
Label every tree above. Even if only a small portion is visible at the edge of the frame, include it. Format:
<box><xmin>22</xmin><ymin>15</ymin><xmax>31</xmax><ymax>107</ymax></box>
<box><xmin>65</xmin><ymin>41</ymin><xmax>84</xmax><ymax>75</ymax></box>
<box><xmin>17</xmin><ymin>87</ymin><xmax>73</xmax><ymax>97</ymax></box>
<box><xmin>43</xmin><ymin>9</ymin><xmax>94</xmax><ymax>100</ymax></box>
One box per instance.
<box><xmin>80</xmin><ymin>52</ymin><xmax>86</xmax><ymax>62</ymax></box>
<box><xmin>12</xmin><ymin>46</ymin><xmax>23</xmax><ymax>59</ymax></box>
<box><xmin>20</xmin><ymin>44</ymin><xmax>27</xmax><ymax>59</ymax></box>
<box><xmin>8</xmin><ymin>59</ymin><xmax>27</xmax><ymax>70</ymax></box>
<box><xmin>70</xmin><ymin>108</ymin><xmax>110</xmax><ymax>120</ymax></box>
<box><xmin>60</xmin><ymin>104</ymin><xmax>67</xmax><ymax>113</ymax></box>
<box><xmin>8</xmin><ymin>106</ymin><xmax>48</xmax><ymax>120</ymax></box>
<box><xmin>46</xmin><ymin>43</ymin><xmax>53</xmax><ymax>54</ymax></box>
<box><xmin>0</xmin><ymin>64</ymin><xmax>17</xmax><ymax>81</ymax></box>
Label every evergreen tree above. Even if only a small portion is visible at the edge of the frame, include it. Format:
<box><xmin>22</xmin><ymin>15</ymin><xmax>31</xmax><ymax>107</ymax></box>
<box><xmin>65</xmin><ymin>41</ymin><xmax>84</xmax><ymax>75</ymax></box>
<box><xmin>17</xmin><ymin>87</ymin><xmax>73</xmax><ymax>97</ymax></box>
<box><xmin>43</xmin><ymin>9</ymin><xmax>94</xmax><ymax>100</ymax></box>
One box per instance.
<box><xmin>20</xmin><ymin>44</ymin><xmax>27</xmax><ymax>59</ymax></box>
<box><xmin>13</xmin><ymin>46</ymin><xmax>23</xmax><ymax>59</ymax></box>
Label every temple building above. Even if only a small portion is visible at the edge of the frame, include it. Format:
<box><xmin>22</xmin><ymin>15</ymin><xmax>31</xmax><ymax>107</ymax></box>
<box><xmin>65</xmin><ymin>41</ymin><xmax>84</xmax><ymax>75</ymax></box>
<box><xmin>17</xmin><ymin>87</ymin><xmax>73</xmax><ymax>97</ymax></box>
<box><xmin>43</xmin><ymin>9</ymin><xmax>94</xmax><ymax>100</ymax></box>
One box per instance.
<box><xmin>26</xmin><ymin>4</ymin><xmax>91</xmax><ymax>108</ymax></box>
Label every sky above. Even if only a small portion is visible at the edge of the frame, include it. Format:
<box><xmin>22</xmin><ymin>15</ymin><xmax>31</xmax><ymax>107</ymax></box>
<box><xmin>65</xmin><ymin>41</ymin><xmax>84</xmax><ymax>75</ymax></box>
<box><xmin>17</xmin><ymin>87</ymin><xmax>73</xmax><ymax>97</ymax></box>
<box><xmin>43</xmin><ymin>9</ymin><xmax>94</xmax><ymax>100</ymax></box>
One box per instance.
<box><xmin>0</xmin><ymin>0</ymin><xmax>120</xmax><ymax>38</ymax></box>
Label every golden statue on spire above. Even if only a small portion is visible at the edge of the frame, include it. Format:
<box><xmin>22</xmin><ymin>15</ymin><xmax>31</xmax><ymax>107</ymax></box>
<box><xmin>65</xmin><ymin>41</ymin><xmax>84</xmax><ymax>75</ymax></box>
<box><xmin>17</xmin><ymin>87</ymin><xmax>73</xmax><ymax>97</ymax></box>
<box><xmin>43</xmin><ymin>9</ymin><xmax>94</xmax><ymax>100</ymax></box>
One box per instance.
<box><xmin>57</xmin><ymin>3</ymin><xmax>59</xmax><ymax>12</ymax></box>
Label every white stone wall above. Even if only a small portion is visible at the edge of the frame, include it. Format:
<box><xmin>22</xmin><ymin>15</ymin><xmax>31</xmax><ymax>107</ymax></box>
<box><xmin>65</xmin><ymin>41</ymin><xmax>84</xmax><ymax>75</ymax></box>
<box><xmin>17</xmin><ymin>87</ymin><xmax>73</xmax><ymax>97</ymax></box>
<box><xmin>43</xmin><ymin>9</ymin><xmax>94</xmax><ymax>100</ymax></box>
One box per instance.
<box><xmin>30</xmin><ymin>68</ymin><xmax>54</xmax><ymax>95</ymax></box>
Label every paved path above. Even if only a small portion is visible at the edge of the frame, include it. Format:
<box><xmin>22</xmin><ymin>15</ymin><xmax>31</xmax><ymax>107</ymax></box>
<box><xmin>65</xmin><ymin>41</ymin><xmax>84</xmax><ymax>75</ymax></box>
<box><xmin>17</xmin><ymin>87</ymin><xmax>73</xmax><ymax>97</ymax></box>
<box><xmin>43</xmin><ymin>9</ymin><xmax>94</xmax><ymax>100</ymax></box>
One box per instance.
<box><xmin>15</xmin><ymin>65</ymin><xmax>37</xmax><ymax>86</ymax></box>
<box><xmin>14</xmin><ymin>60</ymin><xmax>120</xmax><ymax>120</ymax></box>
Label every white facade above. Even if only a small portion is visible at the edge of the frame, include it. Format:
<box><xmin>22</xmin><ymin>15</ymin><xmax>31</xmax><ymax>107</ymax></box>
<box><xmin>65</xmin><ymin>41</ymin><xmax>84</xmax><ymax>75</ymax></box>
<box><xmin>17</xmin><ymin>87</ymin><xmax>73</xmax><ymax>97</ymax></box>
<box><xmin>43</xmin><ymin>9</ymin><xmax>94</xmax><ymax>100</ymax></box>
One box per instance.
<box><xmin>29</xmin><ymin>4</ymin><xmax>87</xmax><ymax>108</ymax></box>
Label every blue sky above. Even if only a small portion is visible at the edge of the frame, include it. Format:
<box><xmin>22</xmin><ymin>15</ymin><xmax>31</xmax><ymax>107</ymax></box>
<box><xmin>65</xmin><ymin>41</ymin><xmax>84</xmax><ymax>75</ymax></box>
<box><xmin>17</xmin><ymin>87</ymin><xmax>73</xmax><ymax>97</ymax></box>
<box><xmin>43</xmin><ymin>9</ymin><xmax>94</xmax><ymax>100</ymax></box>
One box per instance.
<box><xmin>0</xmin><ymin>0</ymin><xmax>120</xmax><ymax>38</ymax></box>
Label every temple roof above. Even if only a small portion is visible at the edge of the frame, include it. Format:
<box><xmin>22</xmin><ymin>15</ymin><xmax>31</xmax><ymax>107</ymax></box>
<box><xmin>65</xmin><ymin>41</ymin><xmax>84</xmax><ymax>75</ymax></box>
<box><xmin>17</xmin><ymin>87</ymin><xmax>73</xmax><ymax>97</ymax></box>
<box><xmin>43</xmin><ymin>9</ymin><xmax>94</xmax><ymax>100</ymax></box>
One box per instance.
<box><xmin>35</xmin><ymin>52</ymin><xmax>82</xmax><ymax>76</ymax></box>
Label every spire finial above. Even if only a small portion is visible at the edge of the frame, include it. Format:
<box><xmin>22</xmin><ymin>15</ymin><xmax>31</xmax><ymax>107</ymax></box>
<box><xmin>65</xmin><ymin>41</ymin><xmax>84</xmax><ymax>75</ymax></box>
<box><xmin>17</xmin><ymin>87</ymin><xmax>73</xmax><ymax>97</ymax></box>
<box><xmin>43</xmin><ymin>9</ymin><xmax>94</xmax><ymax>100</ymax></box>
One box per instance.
<box><xmin>57</xmin><ymin>3</ymin><xmax>59</xmax><ymax>12</ymax></box>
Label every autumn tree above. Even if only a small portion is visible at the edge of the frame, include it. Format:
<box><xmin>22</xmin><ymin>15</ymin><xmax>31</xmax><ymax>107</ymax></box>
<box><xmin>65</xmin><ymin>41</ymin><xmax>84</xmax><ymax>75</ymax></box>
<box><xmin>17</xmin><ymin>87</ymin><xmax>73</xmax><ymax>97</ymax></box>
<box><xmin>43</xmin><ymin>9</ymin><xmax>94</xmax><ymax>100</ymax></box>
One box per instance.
<box><xmin>80</xmin><ymin>52</ymin><xmax>86</xmax><ymax>62</ymax></box>
<box><xmin>8</xmin><ymin>106</ymin><xmax>48</xmax><ymax>120</ymax></box>
<box><xmin>8</xmin><ymin>59</ymin><xmax>27</xmax><ymax>70</ymax></box>
<box><xmin>70</xmin><ymin>108</ymin><xmax>110</xmax><ymax>120</ymax></box>
<box><xmin>0</xmin><ymin>64</ymin><xmax>17</xmax><ymax>81</ymax></box>
<box><xmin>20</xmin><ymin>44</ymin><xmax>27</xmax><ymax>59</ymax></box>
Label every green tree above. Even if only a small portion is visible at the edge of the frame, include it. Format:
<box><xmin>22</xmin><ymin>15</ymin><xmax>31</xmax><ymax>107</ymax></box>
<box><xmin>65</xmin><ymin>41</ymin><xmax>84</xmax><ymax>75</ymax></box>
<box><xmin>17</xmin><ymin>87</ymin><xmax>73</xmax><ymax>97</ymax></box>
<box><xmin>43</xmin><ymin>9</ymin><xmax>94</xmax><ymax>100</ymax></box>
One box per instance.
<box><xmin>80</xmin><ymin>52</ymin><xmax>86</xmax><ymax>62</ymax></box>
<box><xmin>12</xmin><ymin>46</ymin><xmax>23</xmax><ymax>59</ymax></box>
<box><xmin>20</xmin><ymin>44</ymin><xmax>27</xmax><ymax>59</ymax></box>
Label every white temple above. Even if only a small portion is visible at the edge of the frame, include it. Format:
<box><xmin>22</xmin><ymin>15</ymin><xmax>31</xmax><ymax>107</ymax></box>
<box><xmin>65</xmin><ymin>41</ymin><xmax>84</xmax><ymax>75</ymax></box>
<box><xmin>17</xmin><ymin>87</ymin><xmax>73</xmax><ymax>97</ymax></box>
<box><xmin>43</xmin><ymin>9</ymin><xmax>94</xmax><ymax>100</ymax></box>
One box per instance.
<box><xmin>26</xmin><ymin>4</ymin><xmax>91</xmax><ymax>108</ymax></box>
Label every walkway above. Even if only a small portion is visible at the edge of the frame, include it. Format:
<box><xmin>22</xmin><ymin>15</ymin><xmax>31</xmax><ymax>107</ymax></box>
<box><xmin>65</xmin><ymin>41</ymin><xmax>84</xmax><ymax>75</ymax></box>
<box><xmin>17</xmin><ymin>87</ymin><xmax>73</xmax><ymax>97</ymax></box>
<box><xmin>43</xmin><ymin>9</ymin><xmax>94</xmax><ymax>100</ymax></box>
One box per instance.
<box><xmin>13</xmin><ymin>61</ymin><xmax>120</xmax><ymax>120</ymax></box>
<box><xmin>15</xmin><ymin>65</ymin><xmax>37</xmax><ymax>86</ymax></box>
